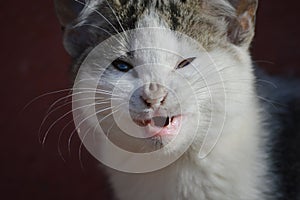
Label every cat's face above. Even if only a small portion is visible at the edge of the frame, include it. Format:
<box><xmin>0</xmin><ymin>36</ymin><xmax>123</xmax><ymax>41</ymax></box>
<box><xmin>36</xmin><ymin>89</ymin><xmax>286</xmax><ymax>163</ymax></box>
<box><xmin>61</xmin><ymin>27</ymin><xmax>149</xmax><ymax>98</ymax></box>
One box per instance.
<box><xmin>56</xmin><ymin>0</ymin><xmax>258</xmax><ymax>171</ymax></box>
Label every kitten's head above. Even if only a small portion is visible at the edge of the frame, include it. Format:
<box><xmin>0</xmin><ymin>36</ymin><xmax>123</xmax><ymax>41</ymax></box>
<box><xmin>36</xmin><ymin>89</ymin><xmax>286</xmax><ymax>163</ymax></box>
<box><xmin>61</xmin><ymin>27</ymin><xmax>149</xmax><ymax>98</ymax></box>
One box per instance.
<box><xmin>55</xmin><ymin>0</ymin><xmax>258</xmax><ymax>171</ymax></box>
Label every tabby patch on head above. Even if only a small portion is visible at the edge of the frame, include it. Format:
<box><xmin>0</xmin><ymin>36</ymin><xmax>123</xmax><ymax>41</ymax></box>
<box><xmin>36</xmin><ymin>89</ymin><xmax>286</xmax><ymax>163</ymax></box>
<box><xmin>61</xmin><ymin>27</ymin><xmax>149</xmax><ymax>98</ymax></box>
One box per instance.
<box><xmin>55</xmin><ymin>0</ymin><xmax>257</xmax><ymax>58</ymax></box>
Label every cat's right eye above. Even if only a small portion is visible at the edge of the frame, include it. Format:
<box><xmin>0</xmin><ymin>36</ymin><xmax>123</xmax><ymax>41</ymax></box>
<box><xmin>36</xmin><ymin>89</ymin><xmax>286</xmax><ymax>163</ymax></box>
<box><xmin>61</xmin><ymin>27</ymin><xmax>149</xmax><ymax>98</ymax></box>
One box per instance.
<box><xmin>112</xmin><ymin>60</ymin><xmax>133</xmax><ymax>72</ymax></box>
<box><xmin>175</xmin><ymin>57</ymin><xmax>196</xmax><ymax>69</ymax></box>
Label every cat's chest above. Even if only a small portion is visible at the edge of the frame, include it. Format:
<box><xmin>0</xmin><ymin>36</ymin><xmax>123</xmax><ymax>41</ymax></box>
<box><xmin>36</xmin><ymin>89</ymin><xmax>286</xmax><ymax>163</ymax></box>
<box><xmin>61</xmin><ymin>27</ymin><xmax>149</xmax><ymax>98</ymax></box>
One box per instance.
<box><xmin>108</xmin><ymin>163</ymin><xmax>202</xmax><ymax>200</ymax></box>
<box><xmin>108</xmin><ymin>159</ymin><xmax>245</xmax><ymax>200</ymax></box>
<box><xmin>108</xmin><ymin>141</ymin><xmax>266</xmax><ymax>200</ymax></box>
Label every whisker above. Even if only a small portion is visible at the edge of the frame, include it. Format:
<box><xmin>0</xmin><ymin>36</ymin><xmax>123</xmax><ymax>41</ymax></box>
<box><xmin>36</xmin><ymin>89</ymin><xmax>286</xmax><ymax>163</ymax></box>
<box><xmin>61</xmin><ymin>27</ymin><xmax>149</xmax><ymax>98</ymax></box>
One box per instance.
<box><xmin>253</xmin><ymin>60</ymin><xmax>275</xmax><ymax>65</ymax></box>
<box><xmin>46</xmin><ymin>88</ymin><xmax>122</xmax><ymax>113</ymax></box>
<box><xmin>77</xmin><ymin>23</ymin><xmax>114</xmax><ymax>36</ymax></box>
<box><xmin>45</xmin><ymin>89</ymin><xmax>116</xmax><ymax>113</ymax></box>
<box><xmin>195</xmin><ymin>86</ymin><xmax>284</xmax><ymax>110</ymax></box>
<box><xmin>39</xmin><ymin>98</ymin><xmax>112</xmax><ymax>141</ymax></box>
<box><xmin>57</xmin><ymin>117</ymin><xmax>75</xmax><ymax>162</ymax></box>
<box><xmin>78</xmin><ymin>124</ymin><xmax>94</xmax><ymax>171</ymax></box>
<box><xmin>256</xmin><ymin>79</ymin><xmax>278</xmax><ymax>89</ymax></box>
<box><xmin>67</xmin><ymin>103</ymin><xmax>125</xmax><ymax>153</ymax></box>
<box><xmin>74</xmin><ymin>0</ymin><xmax>120</xmax><ymax>35</ymax></box>
<box><xmin>104</xmin><ymin>0</ymin><xmax>126</xmax><ymax>33</ymax></box>
<box><xmin>41</xmin><ymin>101</ymin><xmax>114</xmax><ymax>146</ymax></box>
<box><xmin>40</xmin><ymin>91</ymin><xmax>120</xmax><ymax>128</ymax></box>
<box><xmin>57</xmin><ymin>101</ymin><xmax>111</xmax><ymax>161</ymax></box>
<box><xmin>77</xmin><ymin>23</ymin><xmax>127</xmax><ymax>48</ymax></box>
<box><xmin>22</xmin><ymin>88</ymin><xmax>73</xmax><ymax>112</ymax></box>
<box><xmin>78</xmin><ymin>106</ymin><xmax>123</xmax><ymax>168</ymax></box>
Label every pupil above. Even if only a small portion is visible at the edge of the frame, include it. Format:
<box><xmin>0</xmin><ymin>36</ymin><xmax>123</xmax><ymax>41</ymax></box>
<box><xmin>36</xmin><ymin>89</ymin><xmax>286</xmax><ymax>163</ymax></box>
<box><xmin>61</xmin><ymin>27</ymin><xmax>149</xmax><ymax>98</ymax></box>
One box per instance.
<box><xmin>118</xmin><ymin>64</ymin><xmax>128</xmax><ymax>70</ymax></box>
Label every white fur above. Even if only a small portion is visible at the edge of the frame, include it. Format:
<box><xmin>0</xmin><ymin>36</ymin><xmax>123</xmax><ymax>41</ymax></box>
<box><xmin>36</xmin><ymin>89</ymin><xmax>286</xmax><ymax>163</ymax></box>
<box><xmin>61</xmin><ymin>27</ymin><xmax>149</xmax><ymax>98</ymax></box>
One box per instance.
<box><xmin>89</xmin><ymin>13</ymin><xmax>270</xmax><ymax>200</ymax></box>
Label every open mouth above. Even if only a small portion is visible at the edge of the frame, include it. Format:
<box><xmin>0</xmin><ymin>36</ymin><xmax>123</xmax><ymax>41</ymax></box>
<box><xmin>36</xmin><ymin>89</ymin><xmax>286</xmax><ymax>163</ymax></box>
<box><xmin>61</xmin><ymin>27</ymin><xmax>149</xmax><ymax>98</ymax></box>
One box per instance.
<box><xmin>133</xmin><ymin>115</ymin><xmax>182</xmax><ymax>137</ymax></box>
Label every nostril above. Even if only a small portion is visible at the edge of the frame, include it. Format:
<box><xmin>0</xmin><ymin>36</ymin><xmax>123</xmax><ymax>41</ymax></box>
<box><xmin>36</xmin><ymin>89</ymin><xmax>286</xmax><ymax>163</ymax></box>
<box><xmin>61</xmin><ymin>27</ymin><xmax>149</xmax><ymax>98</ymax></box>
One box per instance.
<box><xmin>160</xmin><ymin>94</ymin><xmax>167</xmax><ymax>104</ymax></box>
<box><xmin>141</xmin><ymin>94</ymin><xmax>167</xmax><ymax>107</ymax></box>
<box><xmin>146</xmin><ymin>101</ymin><xmax>151</xmax><ymax>107</ymax></box>
<box><xmin>141</xmin><ymin>96</ymin><xmax>151</xmax><ymax>107</ymax></box>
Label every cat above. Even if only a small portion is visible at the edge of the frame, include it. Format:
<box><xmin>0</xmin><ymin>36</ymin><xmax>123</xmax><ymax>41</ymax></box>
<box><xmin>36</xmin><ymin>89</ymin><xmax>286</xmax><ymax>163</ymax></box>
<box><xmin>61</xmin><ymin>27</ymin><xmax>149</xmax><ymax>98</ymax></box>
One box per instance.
<box><xmin>54</xmin><ymin>0</ymin><xmax>299</xmax><ymax>200</ymax></box>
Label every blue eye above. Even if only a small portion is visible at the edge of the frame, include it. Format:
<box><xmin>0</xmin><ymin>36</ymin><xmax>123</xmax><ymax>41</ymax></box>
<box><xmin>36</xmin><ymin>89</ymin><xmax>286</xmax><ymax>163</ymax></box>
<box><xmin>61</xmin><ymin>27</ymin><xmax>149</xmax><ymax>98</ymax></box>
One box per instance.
<box><xmin>112</xmin><ymin>60</ymin><xmax>133</xmax><ymax>72</ymax></box>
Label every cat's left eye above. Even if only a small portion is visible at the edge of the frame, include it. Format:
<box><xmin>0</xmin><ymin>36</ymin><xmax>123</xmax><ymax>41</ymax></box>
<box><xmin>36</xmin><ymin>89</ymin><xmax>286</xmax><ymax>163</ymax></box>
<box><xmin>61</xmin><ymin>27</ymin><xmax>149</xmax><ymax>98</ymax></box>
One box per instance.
<box><xmin>112</xmin><ymin>60</ymin><xmax>133</xmax><ymax>72</ymax></box>
<box><xmin>175</xmin><ymin>57</ymin><xmax>196</xmax><ymax>69</ymax></box>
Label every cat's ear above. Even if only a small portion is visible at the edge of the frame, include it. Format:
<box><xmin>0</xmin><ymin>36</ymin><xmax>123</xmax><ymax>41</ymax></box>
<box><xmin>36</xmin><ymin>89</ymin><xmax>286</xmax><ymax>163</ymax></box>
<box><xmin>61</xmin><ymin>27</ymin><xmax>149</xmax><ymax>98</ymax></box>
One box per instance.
<box><xmin>54</xmin><ymin>0</ymin><xmax>84</xmax><ymax>27</ymax></box>
<box><xmin>55</xmin><ymin>0</ymin><xmax>94</xmax><ymax>58</ymax></box>
<box><xmin>226</xmin><ymin>0</ymin><xmax>258</xmax><ymax>48</ymax></box>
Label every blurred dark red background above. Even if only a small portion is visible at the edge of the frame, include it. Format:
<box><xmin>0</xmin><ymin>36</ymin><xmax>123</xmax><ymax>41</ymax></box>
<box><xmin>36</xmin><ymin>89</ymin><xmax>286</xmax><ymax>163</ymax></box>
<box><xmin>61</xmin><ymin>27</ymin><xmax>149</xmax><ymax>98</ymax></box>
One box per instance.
<box><xmin>1</xmin><ymin>1</ymin><xmax>299</xmax><ymax>200</ymax></box>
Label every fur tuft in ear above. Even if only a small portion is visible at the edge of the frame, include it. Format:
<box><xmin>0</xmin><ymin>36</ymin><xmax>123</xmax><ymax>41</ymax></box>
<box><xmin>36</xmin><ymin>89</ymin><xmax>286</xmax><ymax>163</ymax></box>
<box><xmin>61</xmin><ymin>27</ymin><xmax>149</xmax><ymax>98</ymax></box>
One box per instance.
<box><xmin>54</xmin><ymin>0</ymin><xmax>84</xmax><ymax>27</ymax></box>
<box><xmin>227</xmin><ymin>0</ymin><xmax>258</xmax><ymax>48</ymax></box>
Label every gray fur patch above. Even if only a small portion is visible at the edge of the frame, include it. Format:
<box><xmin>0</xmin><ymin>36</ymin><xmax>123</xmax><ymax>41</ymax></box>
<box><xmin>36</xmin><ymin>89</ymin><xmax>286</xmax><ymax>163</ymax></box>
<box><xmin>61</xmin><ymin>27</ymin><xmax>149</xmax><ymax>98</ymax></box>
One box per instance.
<box><xmin>64</xmin><ymin>0</ymin><xmax>236</xmax><ymax>57</ymax></box>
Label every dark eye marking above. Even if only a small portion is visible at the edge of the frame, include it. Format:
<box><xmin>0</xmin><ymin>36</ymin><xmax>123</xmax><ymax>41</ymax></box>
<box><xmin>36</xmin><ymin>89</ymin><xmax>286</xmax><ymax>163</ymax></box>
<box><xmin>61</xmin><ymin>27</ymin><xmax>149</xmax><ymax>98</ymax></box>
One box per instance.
<box><xmin>175</xmin><ymin>57</ymin><xmax>196</xmax><ymax>69</ymax></box>
<box><xmin>112</xmin><ymin>59</ymin><xmax>133</xmax><ymax>72</ymax></box>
